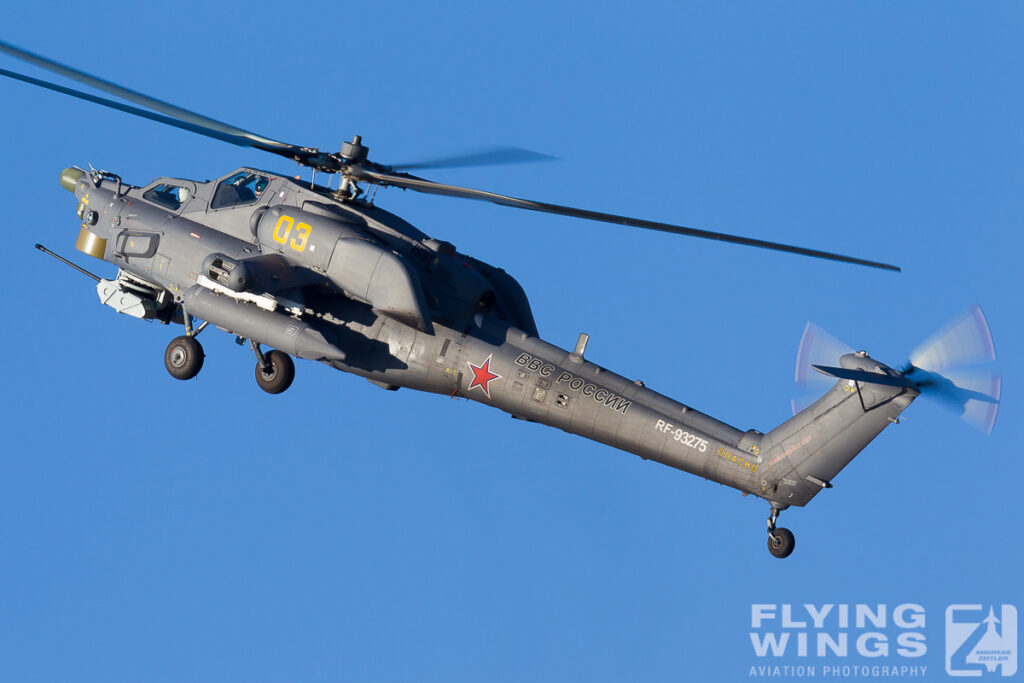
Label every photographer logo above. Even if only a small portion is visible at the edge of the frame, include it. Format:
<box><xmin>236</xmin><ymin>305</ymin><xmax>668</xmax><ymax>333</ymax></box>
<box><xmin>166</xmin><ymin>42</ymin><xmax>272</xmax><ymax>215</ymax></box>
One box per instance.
<box><xmin>945</xmin><ymin>605</ymin><xmax>1017</xmax><ymax>677</ymax></box>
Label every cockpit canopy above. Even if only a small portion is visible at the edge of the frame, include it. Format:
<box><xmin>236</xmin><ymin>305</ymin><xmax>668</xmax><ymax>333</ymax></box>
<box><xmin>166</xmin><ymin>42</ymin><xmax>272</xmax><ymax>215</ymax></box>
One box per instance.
<box><xmin>142</xmin><ymin>183</ymin><xmax>190</xmax><ymax>210</ymax></box>
<box><xmin>210</xmin><ymin>171</ymin><xmax>270</xmax><ymax>210</ymax></box>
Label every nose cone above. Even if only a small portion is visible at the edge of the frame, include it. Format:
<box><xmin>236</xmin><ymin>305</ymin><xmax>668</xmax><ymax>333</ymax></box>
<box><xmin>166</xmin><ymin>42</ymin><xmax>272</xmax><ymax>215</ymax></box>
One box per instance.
<box><xmin>60</xmin><ymin>167</ymin><xmax>84</xmax><ymax>193</ymax></box>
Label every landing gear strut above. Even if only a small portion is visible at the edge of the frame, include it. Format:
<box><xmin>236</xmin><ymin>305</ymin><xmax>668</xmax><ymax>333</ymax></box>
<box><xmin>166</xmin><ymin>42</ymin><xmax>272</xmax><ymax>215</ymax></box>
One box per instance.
<box><xmin>766</xmin><ymin>507</ymin><xmax>795</xmax><ymax>559</ymax></box>
<box><xmin>164</xmin><ymin>305</ymin><xmax>208</xmax><ymax>380</ymax></box>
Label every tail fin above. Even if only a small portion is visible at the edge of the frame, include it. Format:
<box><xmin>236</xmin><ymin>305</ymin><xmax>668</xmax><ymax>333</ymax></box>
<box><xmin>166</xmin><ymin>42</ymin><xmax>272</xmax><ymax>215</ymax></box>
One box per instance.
<box><xmin>761</xmin><ymin>306</ymin><xmax>999</xmax><ymax>508</ymax></box>
<box><xmin>762</xmin><ymin>351</ymin><xmax>918</xmax><ymax>507</ymax></box>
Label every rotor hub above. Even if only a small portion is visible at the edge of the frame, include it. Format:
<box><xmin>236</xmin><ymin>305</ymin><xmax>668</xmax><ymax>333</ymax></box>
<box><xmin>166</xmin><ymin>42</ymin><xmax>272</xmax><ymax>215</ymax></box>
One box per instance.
<box><xmin>340</xmin><ymin>135</ymin><xmax>368</xmax><ymax>164</ymax></box>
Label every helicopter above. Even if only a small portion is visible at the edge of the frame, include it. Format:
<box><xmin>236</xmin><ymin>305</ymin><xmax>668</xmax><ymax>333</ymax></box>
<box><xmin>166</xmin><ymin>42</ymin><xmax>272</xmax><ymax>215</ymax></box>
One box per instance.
<box><xmin>0</xmin><ymin>40</ymin><xmax>1000</xmax><ymax>558</ymax></box>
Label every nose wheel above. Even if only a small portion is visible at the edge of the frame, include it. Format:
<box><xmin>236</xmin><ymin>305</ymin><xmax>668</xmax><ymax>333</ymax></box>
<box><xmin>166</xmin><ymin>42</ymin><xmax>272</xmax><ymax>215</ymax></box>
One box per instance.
<box><xmin>766</xmin><ymin>507</ymin><xmax>795</xmax><ymax>559</ymax></box>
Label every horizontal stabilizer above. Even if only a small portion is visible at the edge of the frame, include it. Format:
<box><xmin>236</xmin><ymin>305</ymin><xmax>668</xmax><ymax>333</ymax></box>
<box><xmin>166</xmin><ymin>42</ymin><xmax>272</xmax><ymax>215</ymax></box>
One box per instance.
<box><xmin>811</xmin><ymin>364</ymin><xmax>914</xmax><ymax>389</ymax></box>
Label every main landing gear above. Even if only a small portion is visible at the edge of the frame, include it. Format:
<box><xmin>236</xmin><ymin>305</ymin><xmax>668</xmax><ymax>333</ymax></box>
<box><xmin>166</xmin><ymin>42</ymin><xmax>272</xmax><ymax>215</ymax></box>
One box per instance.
<box><xmin>164</xmin><ymin>335</ymin><xmax>204</xmax><ymax>380</ymax></box>
<box><xmin>162</xmin><ymin>309</ymin><xmax>295</xmax><ymax>394</ymax></box>
<box><xmin>250</xmin><ymin>340</ymin><xmax>294</xmax><ymax>394</ymax></box>
<box><xmin>766</xmin><ymin>507</ymin><xmax>796</xmax><ymax>559</ymax></box>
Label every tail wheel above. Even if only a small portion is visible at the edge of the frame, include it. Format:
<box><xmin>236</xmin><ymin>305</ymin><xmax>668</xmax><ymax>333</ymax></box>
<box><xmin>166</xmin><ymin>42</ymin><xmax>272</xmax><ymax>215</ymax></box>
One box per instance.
<box><xmin>255</xmin><ymin>350</ymin><xmax>295</xmax><ymax>394</ymax></box>
<box><xmin>164</xmin><ymin>335</ymin><xmax>204</xmax><ymax>380</ymax></box>
<box><xmin>767</xmin><ymin>528</ymin><xmax>796</xmax><ymax>559</ymax></box>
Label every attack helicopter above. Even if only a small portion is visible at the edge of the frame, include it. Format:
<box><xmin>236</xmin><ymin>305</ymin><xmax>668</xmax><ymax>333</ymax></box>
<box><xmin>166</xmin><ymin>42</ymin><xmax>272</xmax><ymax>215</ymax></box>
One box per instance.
<box><xmin>0</xmin><ymin>41</ymin><xmax>1000</xmax><ymax>558</ymax></box>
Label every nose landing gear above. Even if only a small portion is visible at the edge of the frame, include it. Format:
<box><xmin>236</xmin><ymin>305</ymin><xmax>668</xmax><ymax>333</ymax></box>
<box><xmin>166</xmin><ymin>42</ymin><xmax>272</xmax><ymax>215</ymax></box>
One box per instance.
<box><xmin>766</xmin><ymin>507</ymin><xmax>795</xmax><ymax>559</ymax></box>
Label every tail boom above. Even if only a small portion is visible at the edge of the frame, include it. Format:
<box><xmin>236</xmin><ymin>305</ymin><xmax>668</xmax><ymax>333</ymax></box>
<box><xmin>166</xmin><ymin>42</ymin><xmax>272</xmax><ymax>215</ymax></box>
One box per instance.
<box><xmin>761</xmin><ymin>352</ymin><xmax>920</xmax><ymax>508</ymax></box>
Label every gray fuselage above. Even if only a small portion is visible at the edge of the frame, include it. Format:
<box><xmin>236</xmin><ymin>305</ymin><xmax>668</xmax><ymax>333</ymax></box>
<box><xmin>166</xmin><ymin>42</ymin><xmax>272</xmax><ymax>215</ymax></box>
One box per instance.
<box><xmin>68</xmin><ymin>167</ymin><xmax>918</xmax><ymax>511</ymax></box>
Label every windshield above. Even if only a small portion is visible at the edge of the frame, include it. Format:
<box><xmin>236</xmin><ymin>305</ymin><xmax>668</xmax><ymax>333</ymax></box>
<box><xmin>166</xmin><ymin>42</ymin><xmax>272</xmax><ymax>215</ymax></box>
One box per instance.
<box><xmin>142</xmin><ymin>183</ymin><xmax>189</xmax><ymax>210</ymax></box>
<box><xmin>210</xmin><ymin>171</ymin><xmax>270</xmax><ymax>209</ymax></box>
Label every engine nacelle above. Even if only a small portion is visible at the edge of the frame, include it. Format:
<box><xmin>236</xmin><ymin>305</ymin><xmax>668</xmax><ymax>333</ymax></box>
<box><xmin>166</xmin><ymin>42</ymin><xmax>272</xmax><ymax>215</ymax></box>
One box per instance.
<box><xmin>256</xmin><ymin>206</ymin><xmax>433</xmax><ymax>332</ymax></box>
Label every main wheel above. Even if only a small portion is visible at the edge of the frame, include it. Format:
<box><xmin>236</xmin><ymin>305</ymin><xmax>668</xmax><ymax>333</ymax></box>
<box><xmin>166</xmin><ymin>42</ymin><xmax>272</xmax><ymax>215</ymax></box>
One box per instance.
<box><xmin>164</xmin><ymin>335</ymin><xmax>204</xmax><ymax>380</ymax></box>
<box><xmin>255</xmin><ymin>350</ymin><xmax>294</xmax><ymax>394</ymax></box>
<box><xmin>767</xmin><ymin>527</ymin><xmax>796</xmax><ymax>559</ymax></box>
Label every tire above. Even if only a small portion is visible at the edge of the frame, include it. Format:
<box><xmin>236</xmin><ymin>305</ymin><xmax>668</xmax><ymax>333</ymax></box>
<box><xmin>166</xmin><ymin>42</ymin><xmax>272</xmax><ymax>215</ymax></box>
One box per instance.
<box><xmin>255</xmin><ymin>350</ymin><xmax>294</xmax><ymax>394</ymax></box>
<box><xmin>767</xmin><ymin>527</ymin><xmax>796</xmax><ymax>559</ymax></box>
<box><xmin>164</xmin><ymin>335</ymin><xmax>204</xmax><ymax>380</ymax></box>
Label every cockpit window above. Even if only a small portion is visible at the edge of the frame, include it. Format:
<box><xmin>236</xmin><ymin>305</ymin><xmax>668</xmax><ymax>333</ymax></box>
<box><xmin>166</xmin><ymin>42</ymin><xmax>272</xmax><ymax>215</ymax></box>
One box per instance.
<box><xmin>142</xmin><ymin>183</ymin><xmax>189</xmax><ymax>210</ymax></box>
<box><xmin>210</xmin><ymin>171</ymin><xmax>270</xmax><ymax>209</ymax></box>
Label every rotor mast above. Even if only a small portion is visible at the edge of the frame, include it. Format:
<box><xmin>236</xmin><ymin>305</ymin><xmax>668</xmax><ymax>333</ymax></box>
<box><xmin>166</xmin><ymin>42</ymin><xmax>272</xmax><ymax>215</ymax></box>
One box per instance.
<box><xmin>337</xmin><ymin>134</ymin><xmax>369</xmax><ymax>199</ymax></box>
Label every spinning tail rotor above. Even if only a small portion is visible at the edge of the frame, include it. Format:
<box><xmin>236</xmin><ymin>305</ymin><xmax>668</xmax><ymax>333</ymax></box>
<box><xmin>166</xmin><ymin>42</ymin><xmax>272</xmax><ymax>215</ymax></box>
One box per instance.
<box><xmin>907</xmin><ymin>305</ymin><xmax>996</xmax><ymax>373</ymax></box>
<box><xmin>792</xmin><ymin>322</ymin><xmax>854</xmax><ymax>415</ymax></box>
<box><xmin>904</xmin><ymin>305</ymin><xmax>1000</xmax><ymax>433</ymax></box>
<box><xmin>793</xmin><ymin>305</ymin><xmax>1000</xmax><ymax>433</ymax></box>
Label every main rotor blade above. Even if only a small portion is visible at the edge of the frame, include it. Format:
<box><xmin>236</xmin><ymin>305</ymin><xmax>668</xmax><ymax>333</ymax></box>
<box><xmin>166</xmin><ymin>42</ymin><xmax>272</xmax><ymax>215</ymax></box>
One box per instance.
<box><xmin>0</xmin><ymin>40</ymin><xmax>299</xmax><ymax>153</ymax></box>
<box><xmin>0</xmin><ymin>65</ymin><xmax>337</xmax><ymax>169</ymax></box>
<box><xmin>359</xmin><ymin>170</ymin><xmax>902</xmax><ymax>271</ymax></box>
<box><xmin>0</xmin><ymin>67</ymin><xmax>280</xmax><ymax>153</ymax></box>
<box><xmin>391</xmin><ymin>146</ymin><xmax>558</xmax><ymax>171</ymax></box>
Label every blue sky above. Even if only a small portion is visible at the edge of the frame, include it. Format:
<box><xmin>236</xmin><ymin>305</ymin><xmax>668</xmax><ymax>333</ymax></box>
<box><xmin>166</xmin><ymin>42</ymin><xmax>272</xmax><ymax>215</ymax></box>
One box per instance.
<box><xmin>0</xmin><ymin>3</ymin><xmax>1020</xmax><ymax>681</ymax></box>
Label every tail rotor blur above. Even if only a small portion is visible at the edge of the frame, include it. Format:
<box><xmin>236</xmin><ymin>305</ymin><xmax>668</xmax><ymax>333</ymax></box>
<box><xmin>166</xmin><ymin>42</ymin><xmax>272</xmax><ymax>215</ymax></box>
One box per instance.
<box><xmin>792</xmin><ymin>322</ymin><xmax>854</xmax><ymax>415</ymax></box>
<box><xmin>792</xmin><ymin>305</ymin><xmax>1000</xmax><ymax>433</ymax></box>
<box><xmin>904</xmin><ymin>305</ymin><xmax>1000</xmax><ymax>433</ymax></box>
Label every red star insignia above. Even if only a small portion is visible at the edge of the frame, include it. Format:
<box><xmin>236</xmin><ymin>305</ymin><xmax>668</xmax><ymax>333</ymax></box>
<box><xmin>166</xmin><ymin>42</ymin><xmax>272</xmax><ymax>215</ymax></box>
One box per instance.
<box><xmin>467</xmin><ymin>354</ymin><xmax>502</xmax><ymax>398</ymax></box>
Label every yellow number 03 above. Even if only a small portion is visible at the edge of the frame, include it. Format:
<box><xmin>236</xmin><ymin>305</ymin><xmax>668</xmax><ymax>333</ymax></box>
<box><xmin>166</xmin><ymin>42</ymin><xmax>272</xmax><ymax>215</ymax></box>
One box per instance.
<box><xmin>272</xmin><ymin>215</ymin><xmax>311</xmax><ymax>252</ymax></box>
